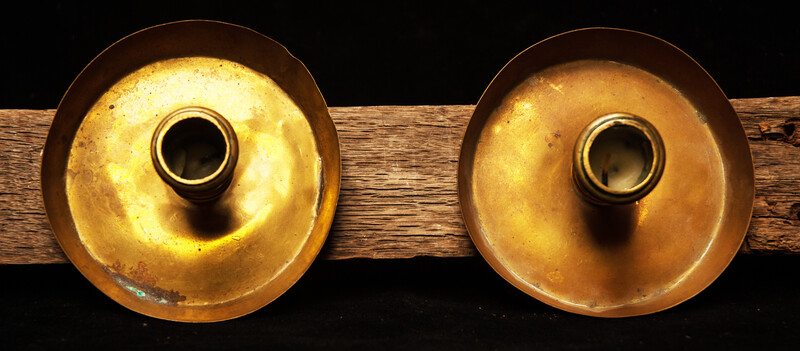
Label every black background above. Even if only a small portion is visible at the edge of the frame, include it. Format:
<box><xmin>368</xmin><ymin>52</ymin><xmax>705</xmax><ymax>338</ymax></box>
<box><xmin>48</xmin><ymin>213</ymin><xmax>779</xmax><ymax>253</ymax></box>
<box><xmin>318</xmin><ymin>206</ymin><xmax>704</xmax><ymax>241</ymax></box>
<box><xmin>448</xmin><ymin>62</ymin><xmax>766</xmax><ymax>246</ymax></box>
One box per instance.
<box><xmin>2</xmin><ymin>1</ymin><xmax>799</xmax><ymax>349</ymax></box>
<box><xmin>2</xmin><ymin>1</ymin><xmax>799</xmax><ymax>108</ymax></box>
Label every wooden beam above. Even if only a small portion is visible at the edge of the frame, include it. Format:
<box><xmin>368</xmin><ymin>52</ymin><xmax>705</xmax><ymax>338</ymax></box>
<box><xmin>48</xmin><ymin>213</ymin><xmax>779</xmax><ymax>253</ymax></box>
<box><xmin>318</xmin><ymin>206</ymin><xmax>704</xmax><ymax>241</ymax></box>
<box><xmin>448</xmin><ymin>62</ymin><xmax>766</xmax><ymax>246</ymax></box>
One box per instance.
<box><xmin>1</xmin><ymin>97</ymin><xmax>799</xmax><ymax>264</ymax></box>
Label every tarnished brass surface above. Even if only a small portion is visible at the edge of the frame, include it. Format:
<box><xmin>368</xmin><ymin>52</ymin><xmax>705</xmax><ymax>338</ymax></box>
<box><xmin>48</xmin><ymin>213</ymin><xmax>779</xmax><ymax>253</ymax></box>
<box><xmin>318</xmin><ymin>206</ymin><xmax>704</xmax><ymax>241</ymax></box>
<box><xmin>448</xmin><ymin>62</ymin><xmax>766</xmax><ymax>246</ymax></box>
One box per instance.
<box><xmin>458</xmin><ymin>28</ymin><xmax>754</xmax><ymax>317</ymax></box>
<box><xmin>41</xmin><ymin>21</ymin><xmax>341</xmax><ymax>322</ymax></box>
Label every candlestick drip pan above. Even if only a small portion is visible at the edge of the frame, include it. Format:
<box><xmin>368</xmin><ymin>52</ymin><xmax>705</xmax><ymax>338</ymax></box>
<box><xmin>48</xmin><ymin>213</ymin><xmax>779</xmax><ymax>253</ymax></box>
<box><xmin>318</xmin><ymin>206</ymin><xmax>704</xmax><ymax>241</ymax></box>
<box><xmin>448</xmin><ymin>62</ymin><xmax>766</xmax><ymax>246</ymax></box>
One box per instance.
<box><xmin>458</xmin><ymin>28</ymin><xmax>754</xmax><ymax>317</ymax></box>
<box><xmin>41</xmin><ymin>21</ymin><xmax>341</xmax><ymax>322</ymax></box>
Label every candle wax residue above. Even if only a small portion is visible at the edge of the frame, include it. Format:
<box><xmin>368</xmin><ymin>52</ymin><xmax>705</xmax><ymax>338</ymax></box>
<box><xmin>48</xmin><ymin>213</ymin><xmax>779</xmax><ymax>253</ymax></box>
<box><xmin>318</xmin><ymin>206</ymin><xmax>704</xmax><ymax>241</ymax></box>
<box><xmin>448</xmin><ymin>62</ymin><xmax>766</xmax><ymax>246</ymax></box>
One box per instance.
<box><xmin>588</xmin><ymin>137</ymin><xmax>647</xmax><ymax>190</ymax></box>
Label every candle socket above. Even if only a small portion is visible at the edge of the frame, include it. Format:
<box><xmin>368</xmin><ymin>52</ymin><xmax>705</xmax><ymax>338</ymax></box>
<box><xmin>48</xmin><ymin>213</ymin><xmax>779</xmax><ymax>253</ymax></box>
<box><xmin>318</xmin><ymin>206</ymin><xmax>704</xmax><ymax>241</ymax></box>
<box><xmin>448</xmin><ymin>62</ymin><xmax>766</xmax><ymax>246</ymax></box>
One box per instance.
<box><xmin>572</xmin><ymin>113</ymin><xmax>665</xmax><ymax>205</ymax></box>
<box><xmin>151</xmin><ymin>107</ymin><xmax>239</xmax><ymax>203</ymax></box>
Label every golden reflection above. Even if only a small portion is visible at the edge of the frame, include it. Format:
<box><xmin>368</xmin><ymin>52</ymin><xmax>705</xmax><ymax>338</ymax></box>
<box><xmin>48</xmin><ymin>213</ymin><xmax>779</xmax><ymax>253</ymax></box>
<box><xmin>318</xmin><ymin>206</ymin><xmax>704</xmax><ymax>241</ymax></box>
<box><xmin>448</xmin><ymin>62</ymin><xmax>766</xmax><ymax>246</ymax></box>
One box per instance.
<box><xmin>469</xmin><ymin>59</ymin><xmax>729</xmax><ymax>312</ymax></box>
<box><xmin>66</xmin><ymin>57</ymin><xmax>322</xmax><ymax>305</ymax></box>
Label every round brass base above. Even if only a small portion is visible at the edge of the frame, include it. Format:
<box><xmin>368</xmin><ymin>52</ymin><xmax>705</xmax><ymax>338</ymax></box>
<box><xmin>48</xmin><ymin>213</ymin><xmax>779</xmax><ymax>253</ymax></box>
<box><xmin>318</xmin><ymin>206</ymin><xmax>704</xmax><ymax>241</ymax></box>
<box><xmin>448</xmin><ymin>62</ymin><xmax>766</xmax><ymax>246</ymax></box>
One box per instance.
<box><xmin>42</xmin><ymin>21</ymin><xmax>341</xmax><ymax>322</ymax></box>
<box><xmin>458</xmin><ymin>28</ymin><xmax>754</xmax><ymax>317</ymax></box>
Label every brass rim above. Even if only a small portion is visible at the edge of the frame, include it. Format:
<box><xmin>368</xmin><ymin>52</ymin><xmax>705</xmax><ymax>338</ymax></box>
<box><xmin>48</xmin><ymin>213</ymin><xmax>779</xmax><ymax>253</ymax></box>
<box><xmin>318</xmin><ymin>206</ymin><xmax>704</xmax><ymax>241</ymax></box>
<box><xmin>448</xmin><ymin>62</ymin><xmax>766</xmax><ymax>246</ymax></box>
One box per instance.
<box><xmin>458</xmin><ymin>28</ymin><xmax>754</xmax><ymax>317</ymax></box>
<box><xmin>41</xmin><ymin>20</ymin><xmax>341</xmax><ymax>322</ymax></box>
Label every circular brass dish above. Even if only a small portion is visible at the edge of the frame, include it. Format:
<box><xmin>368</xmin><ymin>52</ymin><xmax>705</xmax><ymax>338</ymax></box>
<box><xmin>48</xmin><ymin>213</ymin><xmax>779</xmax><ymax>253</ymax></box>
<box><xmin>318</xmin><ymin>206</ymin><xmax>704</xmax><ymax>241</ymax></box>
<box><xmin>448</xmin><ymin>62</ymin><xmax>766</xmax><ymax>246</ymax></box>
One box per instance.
<box><xmin>41</xmin><ymin>21</ymin><xmax>341</xmax><ymax>322</ymax></box>
<box><xmin>458</xmin><ymin>28</ymin><xmax>754</xmax><ymax>317</ymax></box>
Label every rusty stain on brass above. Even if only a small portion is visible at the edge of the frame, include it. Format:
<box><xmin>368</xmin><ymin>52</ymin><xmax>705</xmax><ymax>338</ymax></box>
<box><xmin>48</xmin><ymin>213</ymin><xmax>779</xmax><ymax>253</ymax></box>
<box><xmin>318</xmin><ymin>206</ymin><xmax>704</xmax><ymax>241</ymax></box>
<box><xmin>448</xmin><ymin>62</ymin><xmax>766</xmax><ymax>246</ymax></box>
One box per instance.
<box><xmin>545</xmin><ymin>131</ymin><xmax>561</xmax><ymax>148</ymax></box>
<box><xmin>104</xmin><ymin>261</ymin><xmax>187</xmax><ymax>305</ymax></box>
<box><xmin>41</xmin><ymin>21</ymin><xmax>341</xmax><ymax>322</ymax></box>
<box><xmin>458</xmin><ymin>28</ymin><xmax>754</xmax><ymax>317</ymax></box>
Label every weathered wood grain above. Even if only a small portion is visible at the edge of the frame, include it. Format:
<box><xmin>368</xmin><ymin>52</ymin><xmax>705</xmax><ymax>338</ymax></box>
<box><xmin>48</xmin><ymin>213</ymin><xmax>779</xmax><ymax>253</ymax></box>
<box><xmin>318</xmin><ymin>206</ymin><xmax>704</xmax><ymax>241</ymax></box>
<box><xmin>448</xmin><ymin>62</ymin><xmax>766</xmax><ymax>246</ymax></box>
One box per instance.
<box><xmin>1</xmin><ymin>97</ymin><xmax>799</xmax><ymax>264</ymax></box>
<box><xmin>0</xmin><ymin>109</ymin><xmax>67</xmax><ymax>264</ymax></box>
<box><xmin>732</xmin><ymin>97</ymin><xmax>800</xmax><ymax>253</ymax></box>
<box><xmin>328</xmin><ymin>105</ymin><xmax>475</xmax><ymax>259</ymax></box>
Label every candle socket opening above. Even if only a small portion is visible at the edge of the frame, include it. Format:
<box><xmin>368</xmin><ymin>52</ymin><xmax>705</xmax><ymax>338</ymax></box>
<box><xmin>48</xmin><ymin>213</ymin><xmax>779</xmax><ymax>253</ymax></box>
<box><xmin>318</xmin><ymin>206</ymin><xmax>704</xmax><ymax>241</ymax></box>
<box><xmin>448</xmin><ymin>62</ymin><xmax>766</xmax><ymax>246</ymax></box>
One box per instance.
<box><xmin>588</xmin><ymin>125</ymin><xmax>653</xmax><ymax>190</ymax></box>
<box><xmin>573</xmin><ymin>113</ymin><xmax>665</xmax><ymax>205</ymax></box>
<box><xmin>152</xmin><ymin>107</ymin><xmax>238</xmax><ymax>203</ymax></box>
<box><xmin>162</xmin><ymin>118</ymin><xmax>227</xmax><ymax>180</ymax></box>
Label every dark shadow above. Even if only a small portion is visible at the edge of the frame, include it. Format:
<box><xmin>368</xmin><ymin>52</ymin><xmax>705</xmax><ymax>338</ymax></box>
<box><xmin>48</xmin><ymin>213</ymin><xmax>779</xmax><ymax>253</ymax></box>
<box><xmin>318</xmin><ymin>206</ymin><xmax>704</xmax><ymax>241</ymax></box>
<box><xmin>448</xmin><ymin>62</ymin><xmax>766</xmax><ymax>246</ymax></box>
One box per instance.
<box><xmin>581</xmin><ymin>202</ymin><xmax>637</xmax><ymax>247</ymax></box>
<box><xmin>183</xmin><ymin>199</ymin><xmax>237</xmax><ymax>240</ymax></box>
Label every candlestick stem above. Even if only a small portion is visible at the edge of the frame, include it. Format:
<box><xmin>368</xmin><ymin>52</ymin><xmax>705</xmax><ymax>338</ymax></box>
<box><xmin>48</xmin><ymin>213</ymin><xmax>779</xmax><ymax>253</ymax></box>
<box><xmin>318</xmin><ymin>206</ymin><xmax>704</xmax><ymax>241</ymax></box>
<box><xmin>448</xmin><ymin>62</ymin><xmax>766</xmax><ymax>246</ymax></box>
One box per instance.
<box><xmin>151</xmin><ymin>107</ymin><xmax>239</xmax><ymax>203</ymax></box>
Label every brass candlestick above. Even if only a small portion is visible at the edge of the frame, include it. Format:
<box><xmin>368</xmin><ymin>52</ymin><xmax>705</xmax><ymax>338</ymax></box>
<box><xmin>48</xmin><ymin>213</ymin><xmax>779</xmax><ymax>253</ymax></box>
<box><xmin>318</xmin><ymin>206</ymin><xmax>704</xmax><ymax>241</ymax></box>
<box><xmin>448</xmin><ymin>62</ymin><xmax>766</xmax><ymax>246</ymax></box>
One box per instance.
<box><xmin>458</xmin><ymin>28</ymin><xmax>754</xmax><ymax>317</ymax></box>
<box><xmin>41</xmin><ymin>21</ymin><xmax>341</xmax><ymax>322</ymax></box>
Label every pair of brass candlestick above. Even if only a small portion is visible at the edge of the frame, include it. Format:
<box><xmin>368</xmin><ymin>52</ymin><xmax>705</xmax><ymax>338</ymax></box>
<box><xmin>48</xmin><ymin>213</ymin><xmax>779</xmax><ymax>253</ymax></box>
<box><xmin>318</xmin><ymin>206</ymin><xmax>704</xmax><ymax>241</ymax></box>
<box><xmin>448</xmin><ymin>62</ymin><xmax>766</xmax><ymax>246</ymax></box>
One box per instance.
<box><xmin>41</xmin><ymin>21</ymin><xmax>754</xmax><ymax>321</ymax></box>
